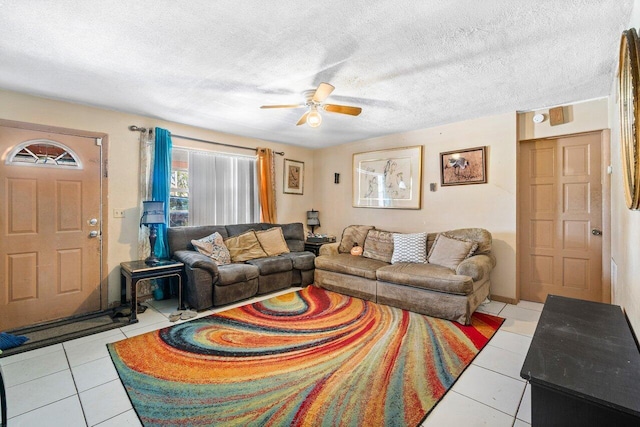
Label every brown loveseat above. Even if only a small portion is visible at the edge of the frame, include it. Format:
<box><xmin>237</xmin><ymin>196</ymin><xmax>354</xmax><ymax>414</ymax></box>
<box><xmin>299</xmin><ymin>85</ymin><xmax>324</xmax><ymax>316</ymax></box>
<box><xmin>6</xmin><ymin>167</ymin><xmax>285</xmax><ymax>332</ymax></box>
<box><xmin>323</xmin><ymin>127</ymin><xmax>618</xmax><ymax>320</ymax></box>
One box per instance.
<box><xmin>168</xmin><ymin>222</ymin><xmax>315</xmax><ymax>311</ymax></box>
<box><xmin>314</xmin><ymin>226</ymin><xmax>495</xmax><ymax>324</ymax></box>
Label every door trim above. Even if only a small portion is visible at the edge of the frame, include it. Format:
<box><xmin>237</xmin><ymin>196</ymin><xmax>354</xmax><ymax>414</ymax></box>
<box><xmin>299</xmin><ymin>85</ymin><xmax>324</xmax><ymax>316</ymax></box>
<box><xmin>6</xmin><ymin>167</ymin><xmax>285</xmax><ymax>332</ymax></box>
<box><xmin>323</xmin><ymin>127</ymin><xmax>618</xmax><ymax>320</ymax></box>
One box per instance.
<box><xmin>516</xmin><ymin>129</ymin><xmax>611</xmax><ymax>303</ymax></box>
<box><xmin>0</xmin><ymin>118</ymin><xmax>109</xmax><ymax>311</ymax></box>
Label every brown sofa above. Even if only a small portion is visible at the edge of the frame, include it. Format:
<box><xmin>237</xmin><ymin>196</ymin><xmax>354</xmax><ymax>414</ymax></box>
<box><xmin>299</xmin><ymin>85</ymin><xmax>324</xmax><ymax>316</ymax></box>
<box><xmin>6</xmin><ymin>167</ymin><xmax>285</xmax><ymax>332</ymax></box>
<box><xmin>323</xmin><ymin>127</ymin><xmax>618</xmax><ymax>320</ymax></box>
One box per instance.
<box><xmin>314</xmin><ymin>226</ymin><xmax>495</xmax><ymax>324</ymax></box>
<box><xmin>168</xmin><ymin>222</ymin><xmax>315</xmax><ymax>311</ymax></box>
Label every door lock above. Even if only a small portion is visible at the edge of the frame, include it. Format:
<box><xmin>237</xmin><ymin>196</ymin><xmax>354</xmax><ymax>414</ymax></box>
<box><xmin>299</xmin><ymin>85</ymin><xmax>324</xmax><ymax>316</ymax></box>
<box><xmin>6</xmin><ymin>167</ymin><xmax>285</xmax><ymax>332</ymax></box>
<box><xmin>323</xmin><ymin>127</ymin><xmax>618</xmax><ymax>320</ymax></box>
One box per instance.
<box><xmin>89</xmin><ymin>218</ymin><xmax>98</xmax><ymax>226</ymax></box>
<box><xmin>591</xmin><ymin>228</ymin><xmax>602</xmax><ymax>236</ymax></box>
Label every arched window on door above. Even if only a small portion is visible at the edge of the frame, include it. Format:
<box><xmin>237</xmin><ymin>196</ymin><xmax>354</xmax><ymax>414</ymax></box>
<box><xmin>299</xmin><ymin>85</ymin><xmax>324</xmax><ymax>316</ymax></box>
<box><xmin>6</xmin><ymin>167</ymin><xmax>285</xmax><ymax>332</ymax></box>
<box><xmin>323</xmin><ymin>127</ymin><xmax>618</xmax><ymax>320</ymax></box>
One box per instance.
<box><xmin>5</xmin><ymin>139</ymin><xmax>82</xmax><ymax>169</ymax></box>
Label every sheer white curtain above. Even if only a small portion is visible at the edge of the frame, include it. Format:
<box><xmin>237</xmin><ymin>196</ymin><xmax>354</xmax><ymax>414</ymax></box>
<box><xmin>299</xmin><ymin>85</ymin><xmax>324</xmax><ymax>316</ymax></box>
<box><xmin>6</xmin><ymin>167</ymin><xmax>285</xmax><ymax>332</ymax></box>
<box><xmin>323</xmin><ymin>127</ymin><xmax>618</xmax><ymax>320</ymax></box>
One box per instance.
<box><xmin>137</xmin><ymin>128</ymin><xmax>154</xmax><ymax>260</ymax></box>
<box><xmin>189</xmin><ymin>151</ymin><xmax>260</xmax><ymax>225</ymax></box>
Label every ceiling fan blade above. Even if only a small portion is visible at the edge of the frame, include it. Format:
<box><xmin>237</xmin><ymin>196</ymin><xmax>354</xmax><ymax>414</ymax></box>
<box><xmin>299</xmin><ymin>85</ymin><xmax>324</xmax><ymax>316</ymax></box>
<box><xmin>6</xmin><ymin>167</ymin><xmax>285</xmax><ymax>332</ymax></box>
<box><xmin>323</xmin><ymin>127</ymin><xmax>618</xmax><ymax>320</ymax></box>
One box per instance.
<box><xmin>296</xmin><ymin>112</ymin><xmax>309</xmax><ymax>126</ymax></box>
<box><xmin>260</xmin><ymin>104</ymin><xmax>305</xmax><ymax>109</ymax></box>
<box><xmin>312</xmin><ymin>82</ymin><xmax>335</xmax><ymax>103</ymax></box>
<box><xmin>324</xmin><ymin>104</ymin><xmax>362</xmax><ymax>116</ymax></box>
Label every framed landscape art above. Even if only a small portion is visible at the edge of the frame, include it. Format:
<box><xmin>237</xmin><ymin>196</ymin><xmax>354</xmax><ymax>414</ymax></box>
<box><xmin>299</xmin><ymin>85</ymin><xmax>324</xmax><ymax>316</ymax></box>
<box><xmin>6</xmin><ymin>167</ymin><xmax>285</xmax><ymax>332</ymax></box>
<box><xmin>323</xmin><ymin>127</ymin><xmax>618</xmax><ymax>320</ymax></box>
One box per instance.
<box><xmin>352</xmin><ymin>145</ymin><xmax>423</xmax><ymax>209</ymax></box>
<box><xmin>284</xmin><ymin>158</ymin><xmax>304</xmax><ymax>194</ymax></box>
<box><xmin>440</xmin><ymin>146</ymin><xmax>487</xmax><ymax>186</ymax></box>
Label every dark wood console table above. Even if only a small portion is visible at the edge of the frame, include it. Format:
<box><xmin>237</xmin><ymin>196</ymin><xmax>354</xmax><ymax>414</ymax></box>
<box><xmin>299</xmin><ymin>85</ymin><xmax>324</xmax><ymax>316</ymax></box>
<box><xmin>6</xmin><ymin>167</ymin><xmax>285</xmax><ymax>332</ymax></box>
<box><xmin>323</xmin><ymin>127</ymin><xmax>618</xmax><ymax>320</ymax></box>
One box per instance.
<box><xmin>120</xmin><ymin>260</ymin><xmax>184</xmax><ymax>324</ymax></box>
<box><xmin>520</xmin><ymin>295</ymin><xmax>640</xmax><ymax>426</ymax></box>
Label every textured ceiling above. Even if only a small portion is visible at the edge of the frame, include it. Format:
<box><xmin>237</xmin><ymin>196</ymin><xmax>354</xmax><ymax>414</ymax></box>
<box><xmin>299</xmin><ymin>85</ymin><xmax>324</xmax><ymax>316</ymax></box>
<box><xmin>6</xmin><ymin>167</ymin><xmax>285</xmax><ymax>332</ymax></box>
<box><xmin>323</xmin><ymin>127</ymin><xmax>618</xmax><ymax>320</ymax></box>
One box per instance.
<box><xmin>0</xmin><ymin>1</ymin><xmax>633</xmax><ymax>148</ymax></box>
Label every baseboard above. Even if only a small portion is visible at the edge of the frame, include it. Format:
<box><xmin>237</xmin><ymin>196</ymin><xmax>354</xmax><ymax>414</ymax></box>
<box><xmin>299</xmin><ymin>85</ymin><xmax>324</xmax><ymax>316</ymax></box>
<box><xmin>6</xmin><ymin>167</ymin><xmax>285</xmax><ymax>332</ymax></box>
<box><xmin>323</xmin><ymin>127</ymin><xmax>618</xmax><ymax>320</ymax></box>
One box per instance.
<box><xmin>490</xmin><ymin>294</ymin><xmax>518</xmax><ymax>305</ymax></box>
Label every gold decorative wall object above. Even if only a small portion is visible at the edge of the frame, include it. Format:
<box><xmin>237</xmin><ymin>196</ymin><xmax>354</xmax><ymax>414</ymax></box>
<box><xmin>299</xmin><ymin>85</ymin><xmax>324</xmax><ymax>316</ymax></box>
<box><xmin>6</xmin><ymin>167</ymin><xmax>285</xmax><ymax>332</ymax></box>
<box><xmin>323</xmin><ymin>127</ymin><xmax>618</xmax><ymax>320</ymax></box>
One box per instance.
<box><xmin>619</xmin><ymin>28</ymin><xmax>640</xmax><ymax>210</ymax></box>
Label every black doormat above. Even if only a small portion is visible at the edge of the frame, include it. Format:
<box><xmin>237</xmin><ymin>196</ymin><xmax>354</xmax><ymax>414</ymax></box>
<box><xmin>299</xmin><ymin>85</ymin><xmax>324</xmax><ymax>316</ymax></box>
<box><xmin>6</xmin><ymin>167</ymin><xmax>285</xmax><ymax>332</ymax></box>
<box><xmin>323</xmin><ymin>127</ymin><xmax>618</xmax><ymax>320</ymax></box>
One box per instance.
<box><xmin>0</xmin><ymin>311</ymin><xmax>128</xmax><ymax>358</ymax></box>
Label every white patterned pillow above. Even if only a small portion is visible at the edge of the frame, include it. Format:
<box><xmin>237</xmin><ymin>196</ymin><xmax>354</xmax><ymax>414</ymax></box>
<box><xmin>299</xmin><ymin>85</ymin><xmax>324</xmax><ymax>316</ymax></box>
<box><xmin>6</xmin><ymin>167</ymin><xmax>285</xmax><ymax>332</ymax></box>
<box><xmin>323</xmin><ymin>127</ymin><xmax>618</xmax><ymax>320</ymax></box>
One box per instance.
<box><xmin>391</xmin><ymin>232</ymin><xmax>427</xmax><ymax>264</ymax></box>
<box><xmin>191</xmin><ymin>232</ymin><xmax>231</xmax><ymax>266</ymax></box>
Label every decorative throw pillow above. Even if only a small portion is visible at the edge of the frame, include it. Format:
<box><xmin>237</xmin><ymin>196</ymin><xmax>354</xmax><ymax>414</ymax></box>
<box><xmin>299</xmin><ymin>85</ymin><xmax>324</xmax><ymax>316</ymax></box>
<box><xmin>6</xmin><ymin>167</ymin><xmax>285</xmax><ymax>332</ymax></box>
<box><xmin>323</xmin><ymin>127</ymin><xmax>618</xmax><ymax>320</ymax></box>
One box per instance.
<box><xmin>363</xmin><ymin>230</ymin><xmax>395</xmax><ymax>263</ymax></box>
<box><xmin>224</xmin><ymin>230</ymin><xmax>268</xmax><ymax>262</ymax></box>
<box><xmin>255</xmin><ymin>227</ymin><xmax>290</xmax><ymax>256</ymax></box>
<box><xmin>391</xmin><ymin>232</ymin><xmax>427</xmax><ymax>264</ymax></box>
<box><xmin>191</xmin><ymin>232</ymin><xmax>231</xmax><ymax>266</ymax></box>
<box><xmin>338</xmin><ymin>225</ymin><xmax>375</xmax><ymax>253</ymax></box>
<box><xmin>427</xmin><ymin>233</ymin><xmax>478</xmax><ymax>270</ymax></box>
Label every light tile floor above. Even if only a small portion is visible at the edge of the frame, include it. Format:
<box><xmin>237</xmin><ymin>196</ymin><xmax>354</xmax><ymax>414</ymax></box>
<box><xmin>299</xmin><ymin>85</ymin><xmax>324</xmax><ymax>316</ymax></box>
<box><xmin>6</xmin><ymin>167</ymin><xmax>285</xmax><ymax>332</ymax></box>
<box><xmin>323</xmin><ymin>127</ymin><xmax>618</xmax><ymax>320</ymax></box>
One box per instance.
<box><xmin>1</xmin><ymin>292</ymin><xmax>543</xmax><ymax>426</ymax></box>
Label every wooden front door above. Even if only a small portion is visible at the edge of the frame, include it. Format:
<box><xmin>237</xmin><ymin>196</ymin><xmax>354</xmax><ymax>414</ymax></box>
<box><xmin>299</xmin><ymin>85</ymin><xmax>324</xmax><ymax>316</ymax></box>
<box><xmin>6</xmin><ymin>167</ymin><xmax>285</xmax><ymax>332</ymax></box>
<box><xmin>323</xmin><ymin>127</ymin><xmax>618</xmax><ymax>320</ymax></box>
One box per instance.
<box><xmin>519</xmin><ymin>132</ymin><xmax>603</xmax><ymax>303</ymax></box>
<box><xmin>0</xmin><ymin>124</ymin><xmax>103</xmax><ymax>331</ymax></box>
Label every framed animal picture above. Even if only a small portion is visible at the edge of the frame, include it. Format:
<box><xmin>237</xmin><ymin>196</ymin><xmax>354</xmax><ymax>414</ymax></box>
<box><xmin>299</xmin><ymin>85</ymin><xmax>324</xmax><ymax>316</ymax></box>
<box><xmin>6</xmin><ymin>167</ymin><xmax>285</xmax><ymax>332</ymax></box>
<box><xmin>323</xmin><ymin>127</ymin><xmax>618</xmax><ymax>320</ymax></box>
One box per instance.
<box><xmin>284</xmin><ymin>158</ymin><xmax>304</xmax><ymax>194</ymax></box>
<box><xmin>440</xmin><ymin>146</ymin><xmax>487</xmax><ymax>186</ymax></box>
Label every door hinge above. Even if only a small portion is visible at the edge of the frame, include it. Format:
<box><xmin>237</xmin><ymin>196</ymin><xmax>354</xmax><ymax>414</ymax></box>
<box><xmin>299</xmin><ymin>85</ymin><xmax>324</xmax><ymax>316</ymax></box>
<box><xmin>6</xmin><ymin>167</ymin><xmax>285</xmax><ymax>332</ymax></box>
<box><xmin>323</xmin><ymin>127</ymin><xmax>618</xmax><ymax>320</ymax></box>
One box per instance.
<box><xmin>96</xmin><ymin>137</ymin><xmax>102</xmax><ymax>146</ymax></box>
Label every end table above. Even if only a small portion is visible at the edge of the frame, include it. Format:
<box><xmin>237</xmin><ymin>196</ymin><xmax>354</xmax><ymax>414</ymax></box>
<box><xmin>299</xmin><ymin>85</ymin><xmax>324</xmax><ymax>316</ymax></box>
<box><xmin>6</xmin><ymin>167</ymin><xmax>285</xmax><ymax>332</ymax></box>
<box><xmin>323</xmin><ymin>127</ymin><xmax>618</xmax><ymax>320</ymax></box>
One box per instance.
<box><xmin>120</xmin><ymin>260</ymin><xmax>185</xmax><ymax>324</ymax></box>
<box><xmin>304</xmin><ymin>241</ymin><xmax>325</xmax><ymax>256</ymax></box>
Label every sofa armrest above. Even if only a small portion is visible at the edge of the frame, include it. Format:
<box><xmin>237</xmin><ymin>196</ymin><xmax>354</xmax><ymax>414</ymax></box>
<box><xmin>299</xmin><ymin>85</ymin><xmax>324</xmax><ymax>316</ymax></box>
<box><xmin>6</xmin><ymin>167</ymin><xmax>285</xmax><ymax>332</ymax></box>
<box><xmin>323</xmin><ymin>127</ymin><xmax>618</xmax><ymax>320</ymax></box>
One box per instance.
<box><xmin>173</xmin><ymin>250</ymin><xmax>220</xmax><ymax>281</ymax></box>
<box><xmin>319</xmin><ymin>242</ymin><xmax>340</xmax><ymax>256</ymax></box>
<box><xmin>456</xmin><ymin>254</ymin><xmax>496</xmax><ymax>282</ymax></box>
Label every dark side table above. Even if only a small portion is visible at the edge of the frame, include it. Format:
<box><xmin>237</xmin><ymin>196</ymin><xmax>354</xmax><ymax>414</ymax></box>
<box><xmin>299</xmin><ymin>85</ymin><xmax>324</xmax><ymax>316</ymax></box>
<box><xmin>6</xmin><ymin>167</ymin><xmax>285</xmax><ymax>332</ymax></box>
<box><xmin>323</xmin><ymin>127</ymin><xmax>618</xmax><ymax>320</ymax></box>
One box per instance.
<box><xmin>304</xmin><ymin>241</ymin><xmax>325</xmax><ymax>256</ymax></box>
<box><xmin>520</xmin><ymin>295</ymin><xmax>640</xmax><ymax>426</ymax></box>
<box><xmin>120</xmin><ymin>260</ymin><xmax>184</xmax><ymax>324</ymax></box>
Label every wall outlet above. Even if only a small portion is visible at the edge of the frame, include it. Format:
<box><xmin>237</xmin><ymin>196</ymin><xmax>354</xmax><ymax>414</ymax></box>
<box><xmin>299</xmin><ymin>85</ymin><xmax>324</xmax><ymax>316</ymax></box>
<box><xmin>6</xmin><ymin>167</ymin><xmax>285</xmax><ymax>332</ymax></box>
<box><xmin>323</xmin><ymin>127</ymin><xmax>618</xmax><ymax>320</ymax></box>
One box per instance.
<box><xmin>113</xmin><ymin>209</ymin><xmax>125</xmax><ymax>218</ymax></box>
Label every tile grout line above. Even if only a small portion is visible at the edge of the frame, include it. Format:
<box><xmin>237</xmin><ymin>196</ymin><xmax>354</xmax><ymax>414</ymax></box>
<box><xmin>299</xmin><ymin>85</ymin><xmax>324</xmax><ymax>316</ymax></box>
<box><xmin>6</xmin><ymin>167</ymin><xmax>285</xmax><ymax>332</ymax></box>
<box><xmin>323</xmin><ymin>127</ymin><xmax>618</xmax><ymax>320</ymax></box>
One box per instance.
<box><xmin>448</xmin><ymin>390</ymin><xmax>520</xmax><ymax>421</ymax></box>
<box><xmin>65</xmin><ymin>341</ymin><xmax>90</xmax><ymax>427</ymax></box>
<box><xmin>513</xmin><ymin>381</ymin><xmax>530</xmax><ymax>425</ymax></box>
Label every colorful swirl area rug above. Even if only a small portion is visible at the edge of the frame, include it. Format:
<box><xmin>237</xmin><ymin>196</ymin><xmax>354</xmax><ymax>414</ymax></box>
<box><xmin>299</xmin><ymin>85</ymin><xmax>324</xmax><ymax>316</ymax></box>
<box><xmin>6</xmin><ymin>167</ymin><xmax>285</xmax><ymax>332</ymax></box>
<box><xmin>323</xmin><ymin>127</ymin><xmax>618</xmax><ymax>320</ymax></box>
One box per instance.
<box><xmin>108</xmin><ymin>286</ymin><xmax>503</xmax><ymax>426</ymax></box>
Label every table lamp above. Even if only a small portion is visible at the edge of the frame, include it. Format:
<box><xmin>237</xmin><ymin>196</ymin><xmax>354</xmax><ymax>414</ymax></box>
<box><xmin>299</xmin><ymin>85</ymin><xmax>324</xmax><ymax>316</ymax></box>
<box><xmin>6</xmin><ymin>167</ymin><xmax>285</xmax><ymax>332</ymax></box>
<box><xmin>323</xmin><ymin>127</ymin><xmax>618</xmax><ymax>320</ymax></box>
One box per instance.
<box><xmin>141</xmin><ymin>200</ymin><xmax>165</xmax><ymax>265</ymax></box>
<box><xmin>307</xmin><ymin>209</ymin><xmax>320</xmax><ymax>235</ymax></box>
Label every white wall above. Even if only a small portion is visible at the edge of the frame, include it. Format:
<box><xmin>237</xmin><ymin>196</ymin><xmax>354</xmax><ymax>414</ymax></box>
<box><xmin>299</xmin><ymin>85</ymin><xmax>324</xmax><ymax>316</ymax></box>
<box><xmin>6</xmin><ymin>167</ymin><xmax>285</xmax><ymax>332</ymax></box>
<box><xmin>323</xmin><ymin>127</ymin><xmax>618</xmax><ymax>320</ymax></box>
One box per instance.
<box><xmin>610</xmin><ymin>4</ymin><xmax>640</xmax><ymax>334</ymax></box>
<box><xmin>0</xmin><ymin>87</ymin><xmax>620</xmax><ymax>313</ymax></box>
<box><xmin>0</xmin><ymin>89</ymin><xmax>316</xmax><ymax>305</ymax></box>
<box><xmin>313</xmin><ymin>112</ymin><xmax>518</xmax><ymax>300</ymax></box>
<box><xmin>313</xmin><ymin>98</ymin><xmax>612</xmax><ymax>303</ymax></box>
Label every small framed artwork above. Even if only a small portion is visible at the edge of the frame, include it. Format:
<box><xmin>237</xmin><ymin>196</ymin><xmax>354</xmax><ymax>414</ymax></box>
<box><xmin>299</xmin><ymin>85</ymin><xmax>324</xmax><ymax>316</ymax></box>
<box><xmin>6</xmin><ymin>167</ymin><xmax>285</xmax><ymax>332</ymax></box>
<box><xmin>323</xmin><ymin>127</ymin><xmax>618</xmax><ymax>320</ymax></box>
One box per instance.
<box><xmin>284</xmin><ymin>159</ymin><xmax>304</xmax><ymax>195</ymax></box>
<box><xmin>440</xmin><ymin>146</ymin><xmax>487</xmax><ymax>186</ymax></box>
<box><xmin>352</xmin><ymin>145</ymin><xmax>423</xmax><ymax>209</ymax></box>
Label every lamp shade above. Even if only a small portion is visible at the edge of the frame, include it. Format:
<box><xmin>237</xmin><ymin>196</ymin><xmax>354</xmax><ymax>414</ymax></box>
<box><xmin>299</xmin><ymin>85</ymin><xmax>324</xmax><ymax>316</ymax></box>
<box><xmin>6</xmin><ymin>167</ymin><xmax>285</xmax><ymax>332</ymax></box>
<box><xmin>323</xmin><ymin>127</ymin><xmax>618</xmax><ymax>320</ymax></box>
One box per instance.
<box><xmin>306</xmin><ymin>209</ymin><xmax>320</xmax><ymax>227</ymax></box>
<box><xmin>141</xmin><ymin>200</ymin><xmax>165</xmax><ymax>225</ymax></box>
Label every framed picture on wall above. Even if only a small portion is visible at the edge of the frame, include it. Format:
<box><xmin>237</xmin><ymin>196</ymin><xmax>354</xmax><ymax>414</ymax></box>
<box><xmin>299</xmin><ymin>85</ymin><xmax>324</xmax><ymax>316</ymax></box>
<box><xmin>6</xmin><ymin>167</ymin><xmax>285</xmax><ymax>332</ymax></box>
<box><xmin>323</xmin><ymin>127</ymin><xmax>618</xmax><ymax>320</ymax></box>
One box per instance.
<box><xmin>284</xmin><ymin>158</ymin><xmax>304</xmax><ymax>195</ymax></box>
<box><xmin>352</xmin><ymin>145</ymin><xmax>423</xmax><ymax>209</ymax></box>
<box><xmin>440</xmin><ymin>146</ymin><xmax>487</xmax><ymax>186</ymax></box>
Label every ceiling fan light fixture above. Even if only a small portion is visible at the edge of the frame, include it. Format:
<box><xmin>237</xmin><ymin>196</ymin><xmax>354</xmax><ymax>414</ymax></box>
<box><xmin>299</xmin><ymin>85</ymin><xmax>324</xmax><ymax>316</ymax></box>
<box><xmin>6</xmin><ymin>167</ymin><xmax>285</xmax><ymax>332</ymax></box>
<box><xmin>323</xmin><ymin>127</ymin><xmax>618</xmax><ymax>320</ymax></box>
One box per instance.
<box><xmin>307</xmin><ymin>109</ymin><xmax>322</xmax><ymax>127</ymax></box>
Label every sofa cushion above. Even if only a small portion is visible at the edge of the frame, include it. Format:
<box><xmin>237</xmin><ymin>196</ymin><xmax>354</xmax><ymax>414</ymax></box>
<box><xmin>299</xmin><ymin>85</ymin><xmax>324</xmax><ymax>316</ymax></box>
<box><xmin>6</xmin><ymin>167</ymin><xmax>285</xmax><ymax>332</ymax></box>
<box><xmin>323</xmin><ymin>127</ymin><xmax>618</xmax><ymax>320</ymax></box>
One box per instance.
<box><xmin>255</xmin><ymin>227</ymin><xmax>290</xmax><ymax>256</ymax></box>
<box><xmin>224</xmin><ymin>230</ymin><xmax>268</xmax><ymax>262</ymax></box>
<box><xmin>246</xmin><ymin>256</ymin><xmax>293</xmax><ymax>275</ymax></box>
<box><xmin>173</xmin><ymin>250</ymin><xmax>219</xmax><ymax>277</ymax></box>
<box><xmin>217</xmin><ymin>263</ymin><xmax>259</xmax><ymax>285</ymax></box>
<box><xmin>274</xmin><ymin>222</ymin><xmax>305</xmax><ymax>252</ymax></box>
<box><xmin>442</xmin><ymin>228</ymin><xmax>492</xmax><ymax>255</ymax></box>
<box><xmin>338</xmin><ymin>225</ymin><xmax>375</xmax><ymax>253</ymax></box>
<box><xmin>377</xmin><ymin>263</ymin><xmax>474</xmax><ymax>295</ymax></box>
<box><xmin>427</xmin><ymin>233</ymin><xmax>478</xmax><ymax>270</ymax></box>
<box><xmin>363</xmin><ymin>230</ymin><xmax>394</xmax><ymax>263</ymax></box>
<box><xmin>225</xmin><ymin>223</ymin><xmax>264</xmax><ymax>237</ymax></box>
<box><xmin>168</xmin><ymin>225</ymin><xmax>228</xmax><ymax>256</ymax></box>
<box><xmin>315</xmin><ymin>253</ymin><xmax>388</xmax><ymax>280</ymax></box>
<box><xmin>191</xmin><ymin>232</ymin><xmax>231</xmax><ymax>266</ymax></box>
<box><xmin>280</xmin><ymin>251</ymin><xmax>315</xmax><ymax>270</ymax></box>
<box><xmin>391</xmin><ymin>232</ymin><xmax>427</xmax><ymax>264</ymax></box>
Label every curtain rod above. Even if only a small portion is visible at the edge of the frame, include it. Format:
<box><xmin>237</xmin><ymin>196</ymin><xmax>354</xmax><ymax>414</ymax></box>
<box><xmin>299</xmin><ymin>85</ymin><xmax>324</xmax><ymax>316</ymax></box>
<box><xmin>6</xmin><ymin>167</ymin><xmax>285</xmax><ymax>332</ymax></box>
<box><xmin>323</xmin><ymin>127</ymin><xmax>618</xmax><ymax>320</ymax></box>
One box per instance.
<box><xmin>128</xmin><ymin>125</ymin><xmax>284</xmax><ymax>156</ymax></box>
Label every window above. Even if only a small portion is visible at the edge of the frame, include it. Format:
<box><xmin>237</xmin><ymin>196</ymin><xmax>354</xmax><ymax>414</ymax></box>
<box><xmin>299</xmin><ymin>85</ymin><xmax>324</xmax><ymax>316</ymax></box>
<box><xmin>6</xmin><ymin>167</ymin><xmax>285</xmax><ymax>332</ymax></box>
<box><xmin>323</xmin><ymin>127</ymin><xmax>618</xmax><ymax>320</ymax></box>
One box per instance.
<box><xmin>170</xmin><ymin>149</ymin><xmax>189</xmax><ymax>227</ymax></box>
<box><xmin>170</xmin><ymin>148</ymin><xmax>260</xmax><ymax>227</ymax></box>
<box><xmin>6</xmin><ymin>139</ymin><xmax>81</xmax><ymax>168</ymax></box>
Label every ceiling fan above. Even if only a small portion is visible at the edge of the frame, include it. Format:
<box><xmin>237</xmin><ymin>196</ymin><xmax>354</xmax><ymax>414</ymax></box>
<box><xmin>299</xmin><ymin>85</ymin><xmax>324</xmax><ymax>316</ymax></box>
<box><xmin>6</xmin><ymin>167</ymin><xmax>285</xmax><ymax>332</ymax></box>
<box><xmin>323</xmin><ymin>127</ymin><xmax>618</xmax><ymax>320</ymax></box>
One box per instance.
<box><xmin>260</xmin><ymin>82</ymin><xmax>362</xmax><ymax>127</ymax></box>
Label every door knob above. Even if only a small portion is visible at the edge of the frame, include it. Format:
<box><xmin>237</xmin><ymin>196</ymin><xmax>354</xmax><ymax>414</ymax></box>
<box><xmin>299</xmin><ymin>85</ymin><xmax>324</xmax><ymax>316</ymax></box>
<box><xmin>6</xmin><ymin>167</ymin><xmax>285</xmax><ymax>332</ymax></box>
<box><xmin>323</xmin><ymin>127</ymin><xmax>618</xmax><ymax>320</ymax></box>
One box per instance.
<box><xmin>591</xmin><ymin>228</ymin><xmax>602</xmax><ymax>236</ymax></box>
<box><xmin>89</xmin><ymin>230</ymin><xmax>100</xmax><ymax>238</ymax></box>
<box><xmin>89</xmin><ymin>218</ymin><xmax>98</xmax><ymax>226</ymax></box>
